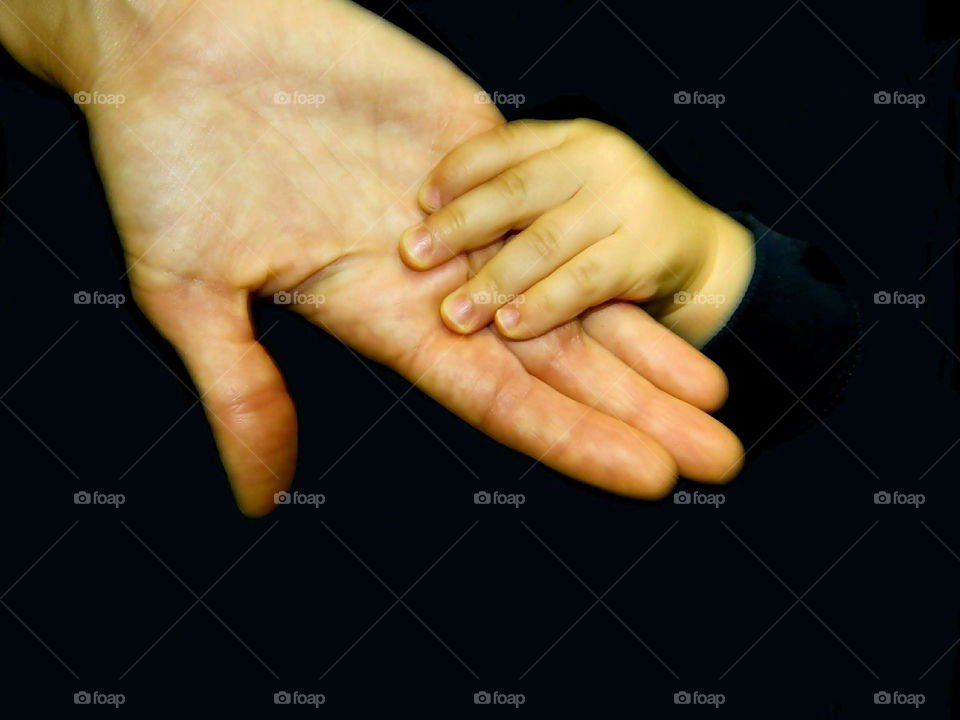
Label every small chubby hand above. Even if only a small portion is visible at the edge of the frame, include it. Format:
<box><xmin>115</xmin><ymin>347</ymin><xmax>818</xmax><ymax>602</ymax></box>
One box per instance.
<box><xmin>400</xmin><ymin>119</ymin><xmax>754</xmax><ymax>346</ymax></box>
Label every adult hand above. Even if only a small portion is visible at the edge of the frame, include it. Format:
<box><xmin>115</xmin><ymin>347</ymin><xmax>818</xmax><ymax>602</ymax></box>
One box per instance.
<box><xmin>0</xmin><ymin>0</ymin><xmax>743</xmax><ymax>515</ymax></box>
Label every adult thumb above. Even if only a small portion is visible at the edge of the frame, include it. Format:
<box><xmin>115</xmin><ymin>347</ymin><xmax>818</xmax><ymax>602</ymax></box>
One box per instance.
<box><xmin>135</xmin><ymin>279</ymin><xmax>297</xmax><ymax>516</ymax></box>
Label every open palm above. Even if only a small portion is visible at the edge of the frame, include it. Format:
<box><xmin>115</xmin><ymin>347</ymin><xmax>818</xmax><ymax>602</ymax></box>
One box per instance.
<box><xmin>81</xmin><ymin>0</ymin><xmax>741</xmax><ymax>514</ymax></box>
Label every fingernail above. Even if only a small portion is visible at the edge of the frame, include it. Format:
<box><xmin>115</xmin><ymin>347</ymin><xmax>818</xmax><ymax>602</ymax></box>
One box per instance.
<box><xmin>445</xmin><ymin>296</ymin><xmax>473</xmax><ymax>327</ymax></box>
<box><xmin>403</xmin><ymin>226</ymin><xmax>432</xmax><ymax>261</ymax></box>
<box><xmin>421</xmin><ymin>185</ymin><xmax>442</xmax><ymax>211</ymax></box>
<box><xmin>497</xmin><ymin>307</ymin><xmax>520</xmax><ymax>331</ymax></box>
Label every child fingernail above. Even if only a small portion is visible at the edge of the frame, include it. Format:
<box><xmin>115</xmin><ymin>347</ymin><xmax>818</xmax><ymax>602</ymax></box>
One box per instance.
<box><xmin>444</xmin><ymin>296</ymin><xmax>473</xmax><ymax>327</ymax></box>
<box><xmin>403</xmin><ymin>226</ymin><xmax>432</xmax><ymax>261</ymax></box>
<box><xmin>421</xmin><ymin>185</ymin><xmax>442</xmax><ymax>211</ymax></box>
<box><xmin>497</xmin><ymin>307</ymin><xmax>520</xmax><ymax>330</ymax></box>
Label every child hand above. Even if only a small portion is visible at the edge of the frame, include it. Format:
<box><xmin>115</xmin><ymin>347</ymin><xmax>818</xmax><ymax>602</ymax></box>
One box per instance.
<box><xmin>399</xmin><ymin>119</ymin><xmax>752</xmax><ymax>345</ymax></box>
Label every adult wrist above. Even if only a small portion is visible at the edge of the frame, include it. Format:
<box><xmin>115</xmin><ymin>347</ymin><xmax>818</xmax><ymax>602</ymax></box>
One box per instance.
<box><xmin>0</xmin><ymin>0</ymin><xmax>162</xmax><ymax>97</ymax></box>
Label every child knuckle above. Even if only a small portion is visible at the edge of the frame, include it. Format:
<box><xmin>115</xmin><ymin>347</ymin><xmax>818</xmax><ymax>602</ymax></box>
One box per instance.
<box><xmin>526</xmin><ymin>220</ymin><xmax>563</xmax><ymax>259</ymax></box>
<box><xmin>570</xmin><ymin>259</ymin><xmax>601</xmax><ymax>295</ymax></box>
<box><xmin>496</xmin><ymin>167</ymin><xmax>530</xmax><ymax>204</ymax></box>
<box><xmin>439</xmin><ymin>203</ymin><xmax>469</xmax><ymax>237</ymax></box>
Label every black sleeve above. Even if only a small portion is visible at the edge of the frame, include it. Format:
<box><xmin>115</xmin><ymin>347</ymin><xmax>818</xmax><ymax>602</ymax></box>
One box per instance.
<box><xmin>700</xmin><ymin>212</ymin><xmax>862</xmax><ymax>453</ymax></box>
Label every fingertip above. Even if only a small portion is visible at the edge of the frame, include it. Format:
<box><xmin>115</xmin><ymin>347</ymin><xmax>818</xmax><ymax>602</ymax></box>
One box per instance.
<box><xmin>675</xmin><ymin>415</ymin><xmax>745</xmax><ymax>486</ymax></box>
<box><xmin>640</xmin><ymin>441</ymin><xmax>679</xmax><ymax>500</ymax></box>
<box><xmin>601</xmin><ymin>430</ymin><xmax>678</xmax><ymax>500</ymax></box>
<box><xmin>717</xmin><ymin>432</ymin><xmax>745</xmax><ymax>483</ymax></box>
<box><xmin>418</xmin><ymin>183</ymin><xmax>442</xmax><ymax>213</ymax></box>
<box><xmin>227</xmin><ymin>444</ymin><xmax>295</xmax><ymax>518</ymax></box>
<box><xmin>399</xmin><ymin>225</ymin><xmax>436</xmax><ymax>270</ymax></box>
<box><xmin>692</xmin><ymin>360</ymin><xmax>730</xmax><ymax>413</ymax></box>
<box><xmin>235</xmin><ymin>489</ymin><xmax>281</xmax><ymax>518</ymax></box>
<box><xmin>223</xmin><ymin>422</ymin><xmax>297</xmax><ymax>517</ymax></box>
<box><xmin>207</xmin><ymin>363</ymin><xmax>299</xmax><ymax>519</ymax></box>
<box><xmin>440</xmin><ymin>294</ymin><xmax>478</xmax><ymax>334</ymax></box>
<box><xmin>712</xmin><ymin>365</ymin><xmax>730</xmax><ymax>410</ymax></box>
<box><xmin>645</xmin><ymin>473</ymin><xmax>679</xmax><ymax>501</ymax></box>
<box><xmin>494</xmin><ymin>306</ymin><xmax>524</xmax><ymax>338</ymax></box>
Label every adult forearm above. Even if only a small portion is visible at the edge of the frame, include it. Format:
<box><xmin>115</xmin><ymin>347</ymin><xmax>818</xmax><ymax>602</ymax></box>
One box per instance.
<box><xmin>0</xmin><ymin>0</ymin><xmax>88</xmax><ymax>89</ymax></box>
<box><xmin>0</xmin><ymin>0</ymin><xmax>166</xmax><ymax>94</ymax></box>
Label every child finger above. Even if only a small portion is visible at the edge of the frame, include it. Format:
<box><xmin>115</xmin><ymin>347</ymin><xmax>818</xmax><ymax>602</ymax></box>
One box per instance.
<box><xmin>438</xmin><ymin>197</ymin><xmax>618</xmax><ymax>333</ymax></box>
<box><xmin>401</xmin><ymin>146</ymin><xmax>589</xmax><ymax>269</ymax></box>
<box><xmin>419</xmin><ymin>119</ymin><xmax>572</xmax><ymax>211</ymax></box>
<box><xmin>493</xmin><ymin>237</ymin><xmax>641</xmax><ymax>339</ymax></box>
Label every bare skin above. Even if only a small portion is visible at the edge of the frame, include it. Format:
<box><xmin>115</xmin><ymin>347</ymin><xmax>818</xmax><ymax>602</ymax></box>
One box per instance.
<box><xmin>0</xmin><ymin>0</ymin><xmax>743</xmax><ymax>515</ymax></box>
<box><xmin>399</xmin><ymin>118</ymin><xmax>755</xmax><ymax>345</ymax></box>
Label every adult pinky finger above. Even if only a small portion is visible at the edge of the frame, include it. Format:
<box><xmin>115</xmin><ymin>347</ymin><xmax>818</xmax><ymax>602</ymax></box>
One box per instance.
<box><xmin>581</xmin><ymin>303</ymin><xmax>729</xmax><ymax>412</ymax></box>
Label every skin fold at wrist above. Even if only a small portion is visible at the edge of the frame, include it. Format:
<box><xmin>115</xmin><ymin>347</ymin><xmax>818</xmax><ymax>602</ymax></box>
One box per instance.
<box><xmin>656</xmin><ymin>207</ymin><xmax>755</xmax><ymax>347</ymax></box>
<box><xmin>0</xmin><ymin>0</ymin><xmax>170</xmax><ymax>97</ymax></box>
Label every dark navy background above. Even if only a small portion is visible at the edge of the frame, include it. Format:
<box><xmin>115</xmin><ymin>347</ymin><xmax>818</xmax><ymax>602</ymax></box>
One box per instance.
<box><xmin>1</xmin><ymin>0</ymin><xmax>959</xmax><ymax>716</ymax></box>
